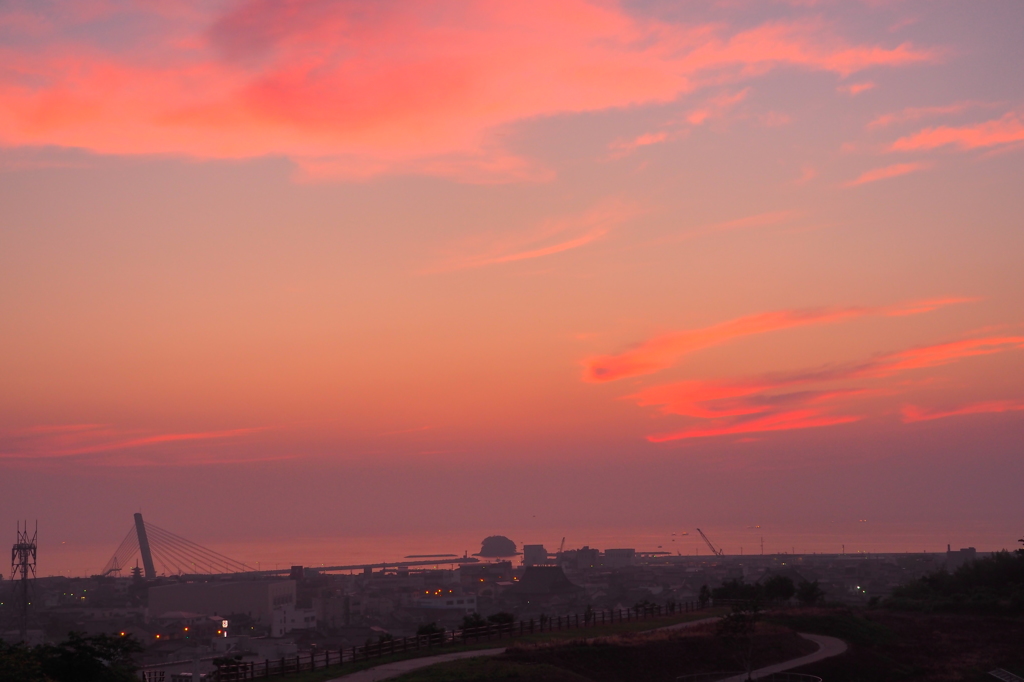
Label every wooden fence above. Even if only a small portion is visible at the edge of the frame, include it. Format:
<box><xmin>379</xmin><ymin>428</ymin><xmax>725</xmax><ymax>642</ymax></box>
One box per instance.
<box><xmin>213</xmin><ymin>600</ymin><xmax>710</xmax><ymax>680</ymax></box>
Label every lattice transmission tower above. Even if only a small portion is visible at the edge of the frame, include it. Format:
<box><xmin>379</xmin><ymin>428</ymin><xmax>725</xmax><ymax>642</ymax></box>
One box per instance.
<box><xmin>9</xmin><ymin>521</ymin><xmax>37</xmax><ymax>642</ymax></box>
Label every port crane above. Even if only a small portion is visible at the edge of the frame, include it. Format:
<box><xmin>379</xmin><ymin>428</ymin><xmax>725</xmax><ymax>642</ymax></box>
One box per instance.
<box><xmin>697</xmin><ymin>528</ymin><xmax>724</xmax><ymax>556</ymax></box>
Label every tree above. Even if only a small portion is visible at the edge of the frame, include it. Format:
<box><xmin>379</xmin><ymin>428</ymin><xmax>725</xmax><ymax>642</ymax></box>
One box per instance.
<box><xmin>460</xmin><ymin>613</ymin><xmax>486</xmax><ymax>630</ymax></box>
<box><xmin>712</xmin><ymin>579</ymin><xmax>761</xmax><ymax>602</ymax></box>
<box><xmin>886</xmin><ymin>550</ymin><xmax>1024</xmax><ymax>612</ymax></box>
<box><xmin>796</xmin><ymin>580</ymin><xmax>825</xmax><ymax>606</ymax></box>
<box><xmin>0</xmin><ymin>633</ymin><xmax>143</xmax><ymax>682</ymax></box>
<box><xmin>762</xmin><ymin>575</ymin><xmax>796</xmax><ymax>602</ymax></box>
<box><xmin>716</xmin><ymin>602</ymin><xmax>762</xmax><ymax>680</ymax></box>
<box><xmin>0</xmin><ymin>640</ymin><xmax>49</xmax><ymax>682</ymax></box>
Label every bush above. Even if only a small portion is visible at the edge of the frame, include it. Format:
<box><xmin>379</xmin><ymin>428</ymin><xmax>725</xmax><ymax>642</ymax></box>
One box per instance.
<box><xmin>487</xmin><ymin>612</ymin><xmax>515</xmax><ymax>625</ymax></box>
<box><xmin>416</xmin><ymin>622</ymin><xmax>445</xmax><ymax>637</ymax></box>
<box><xmin>461</xmin><ymin>613</ymin><xmax>487</xmax><ymax>630</ymax></box>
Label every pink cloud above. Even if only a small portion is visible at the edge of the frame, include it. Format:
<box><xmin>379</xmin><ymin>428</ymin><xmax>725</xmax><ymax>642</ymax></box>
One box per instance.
<box><xmin>866</xmin><ymin>101</ymin><xmax>983</xmax><ymax>129</ymax></box>
<box><xmin>480</xmin><ymin>230</ymin><xmax>607</xmax><ymax>265</ymax></box>
<box><xmin>608</xmin><ymin>131</ymin><xmax>674</xmax><ymax>159</ymax></box>
<box><xmin>651</xmin><ymin>210</ymin><xmax>799</xmax><ymax>247</ymax></box>
<box><xmin>845</xmin><ymin>161</ymin><xmax>929</xmax><ymax>186</ymax></box>
<box><xmin>685</xmin><ymin>88</ymin><xmax>750</xmax><ymax>125</ymax></box>
<box><xmin>695</xmin><ymin>210</ymin><xmax>796</xmax><ymax>235</ymax></box>
<box><xmin>429</xmin><ymin>200</ymin><xmax>641</xmax><ymax>272</ymax></box>
<box><xmin>0</xmin><ymin>2</ymin><xmax>936</xmax><ymax>180</ymax></box>
<box><xmin>891</xmin><ymin>112</ymin><xmax>1024</xmax><ymax>151</ymax></box>
<box><xmin>0</xmin><ymin>425</ymin><xmax>268</xmax><ymax>460</ymax></box>
<box><xmin>582</xmin><ymin>297</ymin><xmax>972</xmax><ymax>383</ymax></box>
<box><xmin>838</xmin><ymin>81</ymin><xmax>875</xmax><ymax>95</ymax></box>
<box><xmin>902</xmin><ymin>400</ymin><xmax>1024</xmax><ymax>423</ymax></box>
<box><xmin>794</xmin><ymin>165</ymin><xmax>817</xmax><ymax>183</ymax></box>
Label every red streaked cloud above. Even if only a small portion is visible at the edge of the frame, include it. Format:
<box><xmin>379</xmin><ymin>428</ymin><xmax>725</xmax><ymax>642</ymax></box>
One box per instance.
<box><xmin>891</xmin><ymin>112</ymin><xmax>1024</xmax><ymax>151</ymax></box>
<box><xmin>582</xmin><ymin>297</ymin><xmax>972</xmax><ymax>383</ymax></box>
<box><xmin>649</xmin><ymin>411</ymin><xmax>861</xmax><ymax>442</ymax></box>
<box><xmin>0</xmin><ymin>2</ymin><xmax>936</xmax><ymax>180</ymax></box>
<box><xmin>625</xmin><ymin>333</ymin><xmax>1024</xmax><ymax>442</ymax></box>
<box><xmin>902</xmin><ymin>401</ymin><xmax>1024</xmax><ymax>423</ymax></box>
<box><xmin>866</xmin><ymin>336</ymin><xmax>1024</xmax><ymax>376</ymax></box>
<box><xmin>845</xmin><ymin>161</ymin><xmax>929</xmax><ymax>186</ymax></box>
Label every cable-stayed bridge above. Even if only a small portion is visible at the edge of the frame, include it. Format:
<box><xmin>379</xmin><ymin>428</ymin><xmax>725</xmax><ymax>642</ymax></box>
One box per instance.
<box><xmin>103</xmin><ymin>514</ymin><xmax>480</xmax><ymax>579</ymax></box>
<box><xmin>103</xmin><ymin>513</ymin><xmax>254</xmax><ymax>578</ymax></box>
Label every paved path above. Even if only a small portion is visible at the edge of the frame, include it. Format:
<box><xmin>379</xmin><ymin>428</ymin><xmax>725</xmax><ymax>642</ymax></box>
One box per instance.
<box><xmin>325</xmin><ymin>647</ymin><xmax>506</xmax><ymax>682</ymax></box>
<box><xmin>716</xmin><ymin>633</ymin><xmax>848</xmax><ymax>682</ymax></box>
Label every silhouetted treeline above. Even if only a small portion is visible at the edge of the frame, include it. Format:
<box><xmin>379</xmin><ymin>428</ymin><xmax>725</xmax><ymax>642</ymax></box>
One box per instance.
<box><xmin>0</xmin><ymin>632</ymin><xmax>141</xmax><ymax>682</ymax></box>
<box><xmin>712</xmin><ymin>576</ymin><xmax>825</xmax><ymax>605</ymax></box>
<box><xmin>886</xmin><ymin>549</ymin><xmax>1024</xmax><ymax>612</ymax></box>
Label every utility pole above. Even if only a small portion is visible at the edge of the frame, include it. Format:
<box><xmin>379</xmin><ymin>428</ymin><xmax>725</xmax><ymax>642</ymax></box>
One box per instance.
<box><xmin>10</xmin><ymin>521</ymin><xmax>38</xmax><ymax>642</ymax></box>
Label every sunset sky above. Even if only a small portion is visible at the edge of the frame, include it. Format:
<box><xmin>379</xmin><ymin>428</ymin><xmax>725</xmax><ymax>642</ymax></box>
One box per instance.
<box><xmin>1</xmin><ymin>0</ymin><xmax>1022</xmax><ymax>575</ymax></box>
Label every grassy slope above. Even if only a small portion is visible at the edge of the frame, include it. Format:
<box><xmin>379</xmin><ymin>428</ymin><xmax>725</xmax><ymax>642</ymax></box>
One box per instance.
<box><xmin>390</xmin><ymin>622</ymin><xmax>817</xmax><ymax>682</ymax></box>
<box><xmin>283</xmin><ymin>609</ymin><xmax>728</xmax><ymax>682</ymax></box>
<box><xmin>375</xmin><ymin>657</ymin><xmax>596</xmax><ymax>682</ymax></box>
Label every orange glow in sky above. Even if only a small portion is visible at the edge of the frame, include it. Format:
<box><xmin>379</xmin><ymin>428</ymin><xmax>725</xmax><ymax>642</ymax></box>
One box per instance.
<box><xmin>1</xmin><ymin>0</ymin><xmax>1022</xmax><ymax>573</ymax></box>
